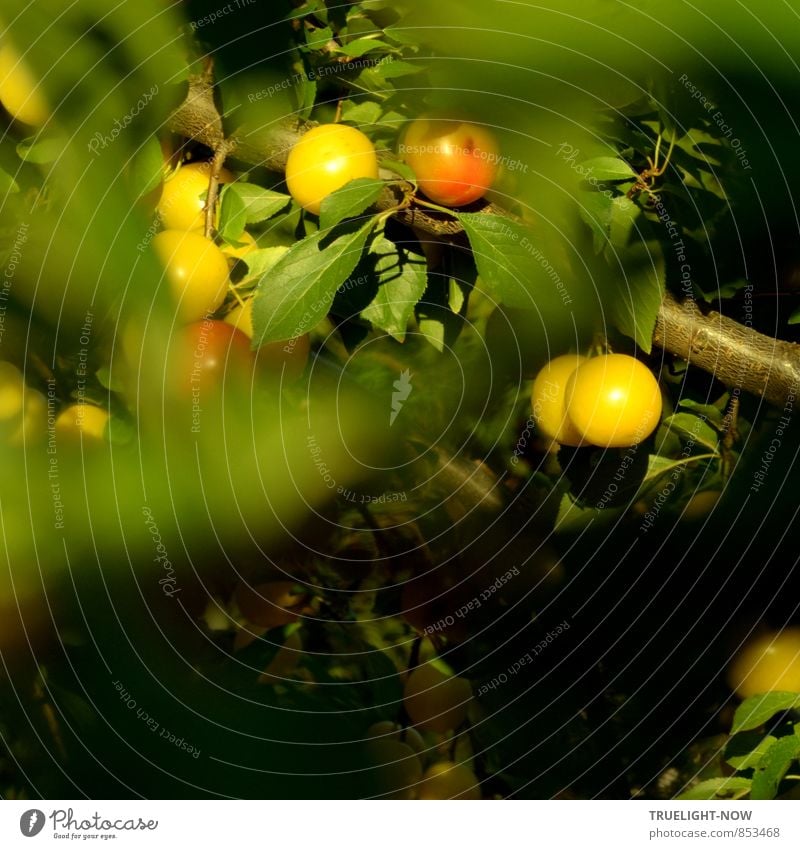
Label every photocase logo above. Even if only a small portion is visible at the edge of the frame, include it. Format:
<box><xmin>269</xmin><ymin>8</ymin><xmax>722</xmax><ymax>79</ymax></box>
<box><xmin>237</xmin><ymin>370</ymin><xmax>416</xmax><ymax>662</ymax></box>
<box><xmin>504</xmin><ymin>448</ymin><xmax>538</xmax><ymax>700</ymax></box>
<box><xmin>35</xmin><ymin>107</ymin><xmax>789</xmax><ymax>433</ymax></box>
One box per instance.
<box><xmin>390</xmin><ymin>369</ymin><xmax>413</xmax><ymax>426</ymax></box>
<box><xmin>20</xmin><ymin>809</ymin><xmax>46</xmax><ymax>837</ymax></box>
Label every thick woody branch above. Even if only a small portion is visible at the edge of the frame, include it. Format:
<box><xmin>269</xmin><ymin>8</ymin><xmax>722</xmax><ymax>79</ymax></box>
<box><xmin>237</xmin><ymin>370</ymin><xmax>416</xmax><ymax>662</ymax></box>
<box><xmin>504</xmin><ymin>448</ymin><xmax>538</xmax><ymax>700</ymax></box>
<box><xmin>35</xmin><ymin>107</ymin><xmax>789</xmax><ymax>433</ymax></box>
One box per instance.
<box><xmin>653</xmin><ymin>293</ymin><xmax>800</xmax><ymax>408</ymax></box>
<box><xmin>167</xmin><ymin>85</ymin><xmax>800</xmax><ymax>408</ymax></box>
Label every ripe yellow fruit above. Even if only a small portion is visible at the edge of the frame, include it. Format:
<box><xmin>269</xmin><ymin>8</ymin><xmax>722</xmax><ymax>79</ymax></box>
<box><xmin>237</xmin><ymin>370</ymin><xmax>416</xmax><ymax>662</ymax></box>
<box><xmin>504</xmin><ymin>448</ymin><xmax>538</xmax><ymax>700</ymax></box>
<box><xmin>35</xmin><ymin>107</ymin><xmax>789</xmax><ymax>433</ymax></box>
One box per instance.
<box><xmin>418</xmin><ymin>761</ymin><xmax>481</xmax><ymax>799</ymax></box>
<box><xmin>366</xmin><ymin>721</ymin><xmax>426</xmax><ymax>759</ymax></box>
<box><xmin>365</xmin><ymin>739</ymin><xmax>423</xmax><ymax>800</ymax></box>
<box><xmin>400</xmin><ymin>116</ymin><xmax>499</xmax><ymax>207</ymax></box>
<box><xmin>727</xmin><ymin>628</ymin><xmax>800</xmax><ymax>699</ymax></box>
<box><xmin>682</xmin><ymin>489</ymin><xmax>722</xmax><ymax>521</ymax></box>
<box><xmin>531</xmin><ymin>354</ymin><xmax>587</xmax><ymax>447</ymax></box>
<box><xmin>0</xmin><ymin>361</ymin><xmax>25</xmax><ymax>422</ymax></box>
<box><xmin>0</xmin><ymin>43</ymin><xmax>49</xmax><ymax>127</ymax></box>
<box><xmin>55</xmin><ymin>404</ymin><xmax>109</xmax><ymax>442</ymax></box>
<box><xmin>403</xmin><ymin>664</ymin><xmax>472</xmax><ymax>734</ymax></box>
<box><xmin>225</xmin><ymin>299</ymin><xmax>255</xmax><ymax>338</ymax></box>
<box><xmin>565</xmin><ymin>354</ymin><xmax>662</xmax><ymax>448</ymax></box>
<box><xmin>286</xmin><ymin>124</ymin><xmax>379</xmax><ymax>216</ymax></box>
<box><xmin>157</xmin><ymin>162</ymin><xmax>234</xmax><ymax>231</ymax></box>
<box><xmin>153</xmin><ymin>230</ymin><xmax>230</xmax><ymax>323</ymax></box>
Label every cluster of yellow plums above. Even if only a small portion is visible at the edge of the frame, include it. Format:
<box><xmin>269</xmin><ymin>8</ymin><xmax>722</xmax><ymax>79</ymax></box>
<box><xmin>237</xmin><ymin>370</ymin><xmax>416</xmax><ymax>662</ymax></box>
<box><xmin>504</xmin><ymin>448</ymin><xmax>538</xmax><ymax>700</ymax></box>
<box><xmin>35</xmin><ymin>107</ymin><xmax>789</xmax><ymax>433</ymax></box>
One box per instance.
<box><xmin>152</xmin><ymin>159</ymin><xmax>311</xmax><ymax>386</ymax></box>
<box><xmin>531</xmin><ymin>353</ymin><xmax>663</xmax><ymax>449</ymax></box>
<box><xmin>0</xmin><ymin>361</ymin><xmax>109</xmax><ymax>446</ymax></box>
<box><xmin>365</xmin><ymin>662</ymin><xmax>480</xmax><ymax>799</ymax></box>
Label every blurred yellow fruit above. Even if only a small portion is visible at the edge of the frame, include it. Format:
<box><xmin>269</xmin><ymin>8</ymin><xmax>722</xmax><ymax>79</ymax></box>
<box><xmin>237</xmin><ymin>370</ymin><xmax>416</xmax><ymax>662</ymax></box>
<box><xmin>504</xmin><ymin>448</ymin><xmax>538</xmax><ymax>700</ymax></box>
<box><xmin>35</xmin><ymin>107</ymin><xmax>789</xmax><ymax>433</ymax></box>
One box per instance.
<box><xmin>0</xmin><ymin>361</ymin><xmax>25</xmax><ymax>421</ymax></box>
<box><xmin>365</xmin><ymin>739</ymin><xmax>423</xmax><ymax>799</ymax></box>
<box><xmin>418</xmin><ymin>761</ymin><xmax>481</xmax><ymax>799</ymax></box>
<box><xmin>0</xmin><ymin>42</ymin><xmax>49</xmax><ymax>127</ymax></box>
<box><xmin>403</xmin><ymin>664</ymin><xmax>472</xmax><ymax>734</ymax></box>
<box><xmin>55</xmin><ymin>404</ymin><xmax>109</xmax><ymax>442</ymax></box>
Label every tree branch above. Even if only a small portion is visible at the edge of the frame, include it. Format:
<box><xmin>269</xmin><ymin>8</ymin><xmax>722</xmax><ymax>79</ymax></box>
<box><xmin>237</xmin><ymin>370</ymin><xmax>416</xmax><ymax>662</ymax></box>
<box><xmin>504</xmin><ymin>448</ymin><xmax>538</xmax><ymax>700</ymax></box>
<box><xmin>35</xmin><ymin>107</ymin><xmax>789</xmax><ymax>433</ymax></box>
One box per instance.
<box><xmin>653</xmin><ymin>293</ymin><xmax>800</xmax><ymax>408</ymax></box>
<box><xmin>167</xmin><ymin>84</ymin><xmax>800</xmax><ymax>408</ymax></box>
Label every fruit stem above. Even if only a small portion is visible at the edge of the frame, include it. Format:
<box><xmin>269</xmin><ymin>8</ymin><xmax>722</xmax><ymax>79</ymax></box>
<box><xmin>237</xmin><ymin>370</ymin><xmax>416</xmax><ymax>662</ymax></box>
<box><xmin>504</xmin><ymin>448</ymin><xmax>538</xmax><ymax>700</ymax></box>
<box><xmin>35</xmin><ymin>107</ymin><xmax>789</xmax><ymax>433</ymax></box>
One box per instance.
<box><xmin>411</xmin><ymin>196</ymin><xmax>459</xmax><ymax>218</ymax></box>
<box><xmin>203</xmin><ymin>139</ymin><xmax>236</xmax><ymax>239</ymax></box>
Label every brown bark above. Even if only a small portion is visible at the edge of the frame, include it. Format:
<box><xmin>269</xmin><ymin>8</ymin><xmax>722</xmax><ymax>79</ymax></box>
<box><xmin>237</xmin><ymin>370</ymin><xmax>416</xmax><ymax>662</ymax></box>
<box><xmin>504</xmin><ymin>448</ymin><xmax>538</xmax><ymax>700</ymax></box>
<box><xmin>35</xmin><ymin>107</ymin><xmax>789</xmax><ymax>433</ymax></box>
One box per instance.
<box><xmin>167</xmin><ymin>84</ymin><xmax>800</xmax><ymax>408</ymax></box>
<box><xmin>653</xmin><ymin>293</ymin><xmax>800</xmax><ymax>408</ymax></box>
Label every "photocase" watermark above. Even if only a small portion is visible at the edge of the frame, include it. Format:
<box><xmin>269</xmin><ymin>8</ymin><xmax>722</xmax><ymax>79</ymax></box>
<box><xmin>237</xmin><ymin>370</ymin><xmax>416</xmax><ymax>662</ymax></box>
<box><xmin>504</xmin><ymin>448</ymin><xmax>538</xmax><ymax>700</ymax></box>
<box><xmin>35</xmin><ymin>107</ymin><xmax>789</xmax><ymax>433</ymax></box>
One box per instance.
<box><xmin>141</xmin><ymin>506</ymin><xmax>180</xmax><ymax>596</ymax></box>
<box><xmin>88</xmin><ymin>84</ymin><xmax>159</xmax><ymax>156</ymax></box>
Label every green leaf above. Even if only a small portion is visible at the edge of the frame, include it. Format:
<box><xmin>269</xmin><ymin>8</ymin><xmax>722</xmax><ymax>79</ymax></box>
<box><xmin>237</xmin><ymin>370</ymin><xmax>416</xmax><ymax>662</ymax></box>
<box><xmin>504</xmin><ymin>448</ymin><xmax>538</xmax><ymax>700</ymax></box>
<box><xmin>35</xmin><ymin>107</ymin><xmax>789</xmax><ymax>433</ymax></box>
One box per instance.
<box><xmin>298</xmin><ymin>77</ymin><xmax>317</xmax><ymax>121</ymax></box>
<box><xmin>361</xmin><ymin>235</ymin><xmax>426</xmax><ymax>341</ymax></box>
<box><xmin>319</xmin><ymin>177</ymin><xmax>385</xmax><ymax>230</ymax></box>
<box><xmin>751</xmin><ymin>735</ymin><xmax>800</xmax><ymax>800</ymax></box>
<box><xmin>218</xmin><ymin>186</ymin><xmax>247</xmax><ymax>242</ymax></box>
<box><xmin>95</xmin><ymin>366</ymin><xmax>126</xmax><ymax>394</ymax></box>
<box><xmin>661</xmin><ymin>412</ymin><xmax>719</xmax><ymax>452</ymax></box>
<box><xmin>725</xmin><ymin>731</ymin><xmax>777</xmax><ymax>771</ymax></box>
<box><xmin>578</xmin><ymin>190</ymin><xmax>614</xmax><ymax>252</ymax></box>
<box><xmin>251</xmin><ymin>218</ymin><xmax>376</xmax><ymax>345</ymax></box>
<box><xmin>678</xmin><ymin>399</ymin><xmax>725</xmax><ymax>429</ymax></box>
<box><xmin>731</xmin><ymin>692</ymin><xmax>800</xmax><ymax>735</ymax></box>
<box><xmin>789</xmin><ymin>306</ymin><xmax>800</xmax><ymax>326</ymax></box>
<box><xmin>380</xmin><ymin>158</ymin><xmax>417</xmax><ymax>187</ymax></box>
<box><xmin>373</xmin><ymin>110</ymin><xmax>406</xmax><ymax>134</ymax></box>
<box><xmin>341</xmin><ymin>101</ymin><xmax>382</xmax><ymax>126</ymax></box>
<box><xmin>417</xmin><ymin>316</ymin><xmax>445</xmax><ymax>352</ymax></box>
<box><xmin>580</xmin><ymin>156</ymin><xmax>637</xmax><ymax>182</ymax></box>
<box><xmin>306</xmin><ymin>26</ymin><xmax>333</xmax><ymax>48</ymax></box>
<box><xmin>223</xmin><ymin>183</ymin><xmax>291</xmax><ymax>225</ymax></box>
<box><xmin>371</xmin><ymin>59</ymin><xmax>423</xmax><ymax>79</ymax></box>
<box><xmin>383</xmin><ymin>26</ymin><xmax>422</xmax><ymax>46</ymax></box>
<box><xmin>608</xmin><ymin>196</ymin><xmax>640</xmax><ymax>249</ymax></box>
<box><xmin>0</xmin><ymin>166</ymin><xmax>20</xmax><ymax>194</ymax></box>
<box><xmin>699</xmin><ymin>277</ymin><xmax>749</xmax><ymax>304</ymax></box>
<box><xmin>605</xmin><ymin>239</ymin><xmax>665</xmax><ymax>352</ymax></box>
<box><xmin>336</xmin><ymin>38</ymin><xmax>394</xmax><ymax>58</ymax></box>
<box><xmin>128</xmin><ymin>136</ymin><xmax>163</xmax><ymax>198</ymax></box>
<box><xmin>286</xmin><ymin>0</ymin><xmax>322</xmax><ymax>19</ymax></box>
<box><xmin>448</xmin><ymin>277</ymin><xmax>465</xmax><ymax>314</ymax></box>
<box><xmin>555</xmin><ymin>492</ymin><xmax>618</xmax><ymax>533</ymax></box>
<box><xmin>457</xmin><ymin>213</ymin><xmax>539</xmax><ymax>309</ymax></box>
<box><xmin>677</xmin><ymin>776</ymin><xmax>751</xmax><ymax>800</ymax></box>
<box><xmin>16</xmin><ymin>135</ymin><xmax>64</xmax><ymax>164</ymax></box>
<box><xmin>242</xmin><ymin>246</ymin><xmax>290</xmax><ymax>280</ymax></box>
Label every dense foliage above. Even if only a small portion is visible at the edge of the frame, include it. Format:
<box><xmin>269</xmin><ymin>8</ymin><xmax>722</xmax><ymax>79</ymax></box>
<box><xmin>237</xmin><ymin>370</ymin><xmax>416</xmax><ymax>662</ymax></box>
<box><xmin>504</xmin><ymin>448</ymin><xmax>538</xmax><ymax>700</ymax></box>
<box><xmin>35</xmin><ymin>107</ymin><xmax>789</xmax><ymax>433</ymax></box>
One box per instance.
<box><xmin>1</xmin><ymin>0</ymin><xmax>799</xmax><ymax>800</ymax></box>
